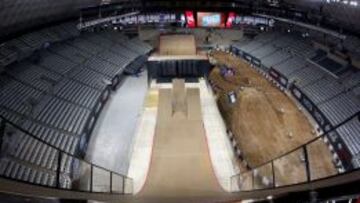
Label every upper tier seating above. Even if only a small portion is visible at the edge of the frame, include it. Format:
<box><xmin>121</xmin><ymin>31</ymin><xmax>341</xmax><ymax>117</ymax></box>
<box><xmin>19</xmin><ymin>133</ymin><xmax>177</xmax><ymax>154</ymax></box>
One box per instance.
<box><xmin>289</xmin><ymin>64</ymin><xmax>327</xmax><ymax>88</ymax></box>
<box><xmin>96</xmin><ymin>31</ymin><xmax>152</xmax><ymax>55</ymax></box>
<box><xmin>68</xmin><ymin>38</ymin><xmax>104</xmax><ymax>55</ymax></box>
<box><xmin>261</xmin><ymin>49</ymin><xmax>292</xmax><ymax>68</ymax></box>
<box><xmin>5</xmin><ymin>62</ymin><xmax>62</xmax><ymax>92</ymax></box>
<box><xmin>343</xmin><ymin>36</ymin><xmax>360</xmax><ymax>55</ymax></box>
<box><xmin>249</xmin><ymin>44</ymin><xmax>279</xmax><ymax>60</ymax></box>
<box><xmin>81</xmin><ymin>33</ymin><xmax>141</xmax><ymax>61</ymax></box>
<box><xmin>311</xmin><ymin>50</ymin><xmax>327</xmax><ymax>62</ymax></box>
<box><xmin>48</xmin><ymin>44</ymin><xmax>91</xmax><ymax>65</ymax></box>
<box><xmin>0</xmin><ymin>22</ymin><xmax>80</xmax><ymax>67</ymax></box>
<box><xmin>340</xmin><ymin>70</ymin><xmax>360</xmax><ymax>91</ymax></box>
<box><xmin>317</xmin><ymin>57</ymin><xmax>344</xmax><ymax>73</ymax></box>
<box><xmin>301</xmin><ymin>77</ymin><xmax>345</xmax><ymax>104</ymax></box>
<box><xmin>6</xmin><ymin>39</ymin><xmax>33</xmax><ymax>58</ymax></box>
<box><xmin>0</xmin><ymin>29</ymin><xmax>152</xmax><ymax>188</ymax></box>
<box><xmin>0</xmin><ymin>75</ymin><xmax>89</xmax><ymax>139</ymax></box>
<box><xmin>0</xmin><ymin>45</ymin><xmax>17</xmax><ymax>67</ymax></box>
<box><xmin>336</xmin><ymin>117</ymin><xmax>360</xmax><ymax>161</ymax></box>
<box><xmin>317</xmin><ymin>92</ymin><xmax>359</xmax><ymax>126</ymax></box>
<box><xmin>285</xmin><ymin>37</ymin><xmax>316</xmax><ymax>58</ymax></box>
<box><xmin>67</xmin><ymin>67</ymin><xmax>112</xmax><ymax>91</ymax></box>
<box><xmin>237</xmin><ymin>41</ymin><xmax>264</xmax><ymax>53</ymax></box>
<box><xmin>353</xmin><ymin>86</ymin><xmax>360</xmax><ymax>96</ymax></box>
<box><xmin>18</xmin><ymin>32</ymin><xmax>53</xmax><ymax>50</ymax></box>
<box><xmin>272</xmin><ymin>56</ymin><xmax>307</xmax><ymax>77</ymax></box>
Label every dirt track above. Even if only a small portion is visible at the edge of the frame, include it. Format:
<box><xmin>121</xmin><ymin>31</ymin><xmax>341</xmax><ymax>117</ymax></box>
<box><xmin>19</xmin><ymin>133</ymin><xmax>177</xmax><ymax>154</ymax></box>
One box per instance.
<box><xmin>209</xmin><ymin>51</ymin><xmax>336</xmax><ymax>186</ymax></box>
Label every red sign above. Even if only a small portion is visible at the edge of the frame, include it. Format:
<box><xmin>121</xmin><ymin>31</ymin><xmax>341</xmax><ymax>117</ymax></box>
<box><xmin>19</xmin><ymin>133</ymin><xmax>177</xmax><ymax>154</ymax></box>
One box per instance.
<box><xmin>226</xmin><ymin>12</ymin><xmax>236</xmax><ymax>28</ymax></box>
<box><xmin>185</xmin><ymin>11</ymin><xmax>195</xmax><ymax>28</ymax></box>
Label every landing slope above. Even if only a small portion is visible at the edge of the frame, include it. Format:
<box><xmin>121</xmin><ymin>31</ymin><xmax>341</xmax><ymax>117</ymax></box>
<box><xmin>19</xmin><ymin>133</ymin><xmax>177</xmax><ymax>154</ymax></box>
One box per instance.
<box><xmin>138</xmin><ymin>86</ymin><xmax>224</xmax><ymax>199</ymax></box>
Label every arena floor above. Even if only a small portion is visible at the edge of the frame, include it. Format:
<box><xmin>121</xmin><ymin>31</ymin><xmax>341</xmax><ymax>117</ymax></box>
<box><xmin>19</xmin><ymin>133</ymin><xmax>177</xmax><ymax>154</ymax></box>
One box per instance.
<box><xmin>137</xmin><ymin>80</ymin><xmax>224</xmax><ymax>199</ymax></box>
<box><xmin>209</xmin><ymin>51</ymin><xmax>337</xmax><ymax>186</ymax></box>
<box><xmin>87</xmin><ymin>72</ymin><xmax>148</xmax><ymax>174</ymax></box>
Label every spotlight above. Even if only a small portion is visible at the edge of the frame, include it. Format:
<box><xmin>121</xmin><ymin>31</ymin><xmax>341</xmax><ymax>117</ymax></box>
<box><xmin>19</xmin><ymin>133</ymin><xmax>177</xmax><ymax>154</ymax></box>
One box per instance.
<box><xmin>266</xmin><ymin>195</ymin><xmax>273</xmax><ymax>200</ymax></box>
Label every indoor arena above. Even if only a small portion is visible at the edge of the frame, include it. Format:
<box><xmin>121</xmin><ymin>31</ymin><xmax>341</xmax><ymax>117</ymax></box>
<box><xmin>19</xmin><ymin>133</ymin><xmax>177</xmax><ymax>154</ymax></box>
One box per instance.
<box><xmin>0</xmin><ymin>1</ymin><xmax>359</xmax><ymax>203</ymax></box>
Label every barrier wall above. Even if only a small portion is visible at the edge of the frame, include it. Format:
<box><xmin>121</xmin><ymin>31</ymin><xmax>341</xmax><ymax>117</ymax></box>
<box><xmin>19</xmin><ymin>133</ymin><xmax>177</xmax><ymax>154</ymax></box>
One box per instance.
<box><xmin>269</xmin><ymin>67</ymin><xmax>289</xmax><ymax>88</ymax></box>
<box><xmin>147</xmin><ymin>59</ymin><xmax>212</xmax><ymax>79</ymax></box>
<box><xmin>231</xmin><ymin>46</ymin><xmax>263</xmax><ymax>69</ymax></box>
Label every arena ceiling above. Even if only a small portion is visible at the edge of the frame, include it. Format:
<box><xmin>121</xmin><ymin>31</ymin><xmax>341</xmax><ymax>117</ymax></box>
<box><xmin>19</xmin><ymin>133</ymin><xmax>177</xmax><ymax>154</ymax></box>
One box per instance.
<box><xmin>281</xmin><ymin>0</ymin><xmax>360</xmax><ymax>35</ymax></box>
<box><xmin>0</xmin><ymin>0</ymin><xmax>360</xmax><ymax>41</ymax></box>
<box><xmin>0</xmin><ymin>0</ymin><xmax>137</xmax><ymax>40</ymax></box>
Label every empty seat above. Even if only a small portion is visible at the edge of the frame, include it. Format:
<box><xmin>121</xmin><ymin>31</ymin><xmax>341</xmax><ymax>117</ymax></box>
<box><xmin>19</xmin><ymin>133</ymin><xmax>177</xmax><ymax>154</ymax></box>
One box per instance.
<box><xmin>38</xmin><ymin>51</ymin><xmax>78</xmax><ymax>75</ymax></box>
<box><xmin>261</xmin><ymin>50</ymin><xmax>292</xmax><ymax>68</ymax></box>
<box><xmin>5</xmin><ymin>62</ymin><xmax>62</xmax><ymax>92</ymax></box>
<box><xmin>67</xmin><ymin>67</ymin><xmax>112</xmax><ymax>91</ymax></box>
<box><xmin>49</xmin><ymin>44</ymin><xmax>91</xmax><ymax>64</ymax></box>
<box><xmin>272</xmin><ymin>56</ymin><xmax>307</xmax><ymax>77</ymax></box>
<box><xmin>84</xmin><ymin>57</ymin><xmax>124</xmax><ymax>78</ymax></box>
<box><xmin>302</xmin><ymin>77</ymin><xmax>345</xmax><ymax>104</ymax></box>
<box><xmin>53</xmin><ymin>79</ymin><xmax>102</xmax><ymax>109</ymax></box>
<box><xmin>33</xmin><ymin>96</ymin><xmax>91</xmax><ymax>135</ymax></box>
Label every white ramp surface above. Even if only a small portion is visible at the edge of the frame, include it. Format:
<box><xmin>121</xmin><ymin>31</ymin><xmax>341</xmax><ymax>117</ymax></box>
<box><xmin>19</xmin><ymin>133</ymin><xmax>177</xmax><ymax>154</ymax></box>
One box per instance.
<box><xmin>198</xmin><ymin>79</ymin><xmax>240</xmax><ymax>191</ymax></box>
<box><xmin>128</xmin><ymin>89</ymin><xmax>158</xmax><ymax>194</ymax></box>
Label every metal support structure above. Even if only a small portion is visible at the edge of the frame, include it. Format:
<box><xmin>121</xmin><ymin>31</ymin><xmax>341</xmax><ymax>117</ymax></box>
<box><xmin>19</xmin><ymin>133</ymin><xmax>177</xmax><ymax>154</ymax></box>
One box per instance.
<box><xmin>90</xmin><ymin>165</ymin><xmax>93</xmax><ymax>192</ymax></box>
<box><xmin>303</xmin><ymin>146</ymin><xmax>311</xmax><ymax>182</ymax></box>
<box><xmin>110</xmin><ymin>172</ymin><xmax>113</xmax><ymax>193</ymax></box>
<box><xmin>77</xmin><ymin>11</ymin><xmax>139</xmax><ymax>30</ymax></box>
<box><xmin>56</xmin><ymin>152</ymin><xmax>62</xmax><ymax>189</ymax></box>
<box><xmin>271</xmin><ymin>161</ymin><xmax>276</xmax><ymax>188</ymax></box>
<box><xmin>252</xmin><ymin>171</ymin><xmax>255</xmax><ymax>190</ymax></box>
<box><xmin>0</xmin><ymin>119</ymin><xmax>5</xmax><ymax>136</ymax></box>
<box><xmin>0</xmin><ymin>120</ymin><xmax>6</xmax><ymax>151</ymax></box>
<box><xmin>122</xmin><ymin>175</ymin><xmax>126</xmax><ymax>194</ymax></box>
<box><xmin>254</xmin><ymin>13</ymin><xmax>346</xmax><ymax>40</ymax></box>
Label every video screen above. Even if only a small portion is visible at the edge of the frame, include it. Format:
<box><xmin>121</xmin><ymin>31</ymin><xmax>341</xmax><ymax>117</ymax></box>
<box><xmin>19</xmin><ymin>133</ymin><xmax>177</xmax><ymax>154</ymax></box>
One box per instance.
<box><xmin>197</xmin><ymin>12</ymin><xmax>225</xmax><ymax>27</ymax></box>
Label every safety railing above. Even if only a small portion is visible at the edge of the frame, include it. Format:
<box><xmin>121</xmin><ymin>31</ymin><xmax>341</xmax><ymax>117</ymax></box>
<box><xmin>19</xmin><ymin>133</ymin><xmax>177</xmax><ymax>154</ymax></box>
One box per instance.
<box><xmin>230</xmin><ymin>111</ymin><xmax>360</xmax><ymax>192</ymax></box>
<box><xmin>0</xmin><ymin>116</ymin><xmax>133</xmax><ymax>194</ymax></box>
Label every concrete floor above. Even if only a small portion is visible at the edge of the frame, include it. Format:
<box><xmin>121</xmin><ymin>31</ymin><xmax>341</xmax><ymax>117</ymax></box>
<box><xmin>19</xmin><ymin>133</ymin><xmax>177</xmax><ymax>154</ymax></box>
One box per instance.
<box><xmin>86</xmin><ymin>71</ymin><xmax>149</xmax><ymax>175</ymax></box>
